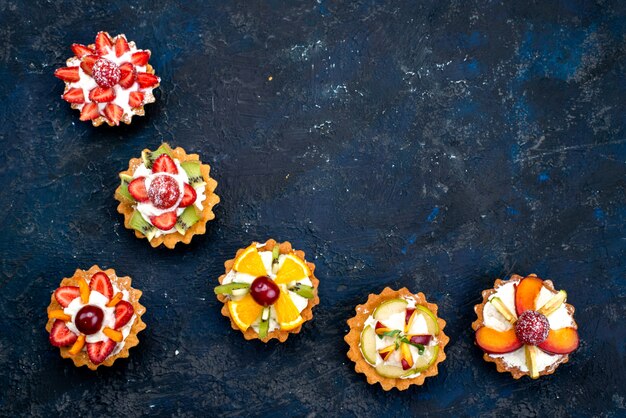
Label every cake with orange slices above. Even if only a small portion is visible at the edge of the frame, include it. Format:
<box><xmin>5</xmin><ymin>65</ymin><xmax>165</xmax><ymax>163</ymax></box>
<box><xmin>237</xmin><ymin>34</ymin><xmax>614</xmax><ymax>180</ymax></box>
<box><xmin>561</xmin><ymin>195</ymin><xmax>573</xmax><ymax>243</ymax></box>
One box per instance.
<box><xmin>472</xmin><ymin>274</ymin><xmax>579</xmax><ymax>379</ymax></box>
<box><xmin>45</xmin><ymin>265</ymin><xmax>146</xmax><ymax>370</ymax></box>
<box><xmin>345</xmin><ymin>288</ymin><xmax>449</xmax><ymax>391</ymax></box>
<box><xmin>214</xmin><ymin>240</ymin><xmax>319</xmax><ymax>342</ymax></box>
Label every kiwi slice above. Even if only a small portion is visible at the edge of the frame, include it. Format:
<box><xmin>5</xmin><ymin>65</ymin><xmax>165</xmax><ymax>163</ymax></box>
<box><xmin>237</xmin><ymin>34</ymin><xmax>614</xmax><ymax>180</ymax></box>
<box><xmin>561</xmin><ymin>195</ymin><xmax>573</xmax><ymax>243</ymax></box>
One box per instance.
<box><xmin>141</xmin><ymin>144</ymin><xmax>172</xmax><ymax>169</ymax></box>
<box><xmin>258</xmin><ymin>307</ymin><xmax>270</xmax><ymax>338</ymax></box>
<box><xmin>129</xmin><ymin>211</ymin><xmax>157</xmax><ymax>240</ymax></box>
<box><xmin>175</xmin><ymin>206</ymin><xmax>200</xmax><ymax>235</ymax></box>
<box><xmin>272</xmin><ymin>246</ymin><xmax>280</xmax><ymax>262</ymax></box>
<box><xmin>180</xmin><ymin>161</ymin><xmax>206</xmax><ymax>188</ymax></box>
<box><xmin>214</xmin><ymin>282</ymin><xmax>251</xmax><ymax>295</ymax></box>
<box><xmin>289</xmin><ymin>284</ymin><xmax>315</xmax><ymax>299</ymax></box>
<box><xmin>118</xmin><ymin>173</ymin><xmax>135</xmax><ymax>202</ymax></box>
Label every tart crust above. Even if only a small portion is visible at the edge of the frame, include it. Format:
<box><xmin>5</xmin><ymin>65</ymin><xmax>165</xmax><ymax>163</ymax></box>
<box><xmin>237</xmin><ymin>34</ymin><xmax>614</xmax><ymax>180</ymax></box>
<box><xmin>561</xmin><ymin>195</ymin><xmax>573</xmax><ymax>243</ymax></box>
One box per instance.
<box><xmin>471</xmin><ymin>273</ymin><xmax>578</xmax><ymax>379</ymax></box>
<box><xmin>45</xmin><ymin>265</ymin><xmax>146</xmax><ymax>370</ymax></box>
<box><xmin>216</xmin><ymin>239</ymin><xmax>320</xmax><ymax>343</ymax></box>
<box><xmin>115</xmin><ymin>143</ymin><xmax>220</xmax><ymax>249</ymax></box>
<box><xmin>345</xmin><ymin>287</ymin><xmax>449</xmax><ymax>391</ymax></box>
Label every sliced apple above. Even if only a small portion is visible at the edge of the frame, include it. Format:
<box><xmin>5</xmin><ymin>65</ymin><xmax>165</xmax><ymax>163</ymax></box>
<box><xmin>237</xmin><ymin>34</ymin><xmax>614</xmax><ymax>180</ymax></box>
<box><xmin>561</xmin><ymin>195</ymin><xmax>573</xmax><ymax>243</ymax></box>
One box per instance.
<box><xmin>537</xmin><ymin>327</ymin><xmax>579</xmax><ymax>354</ymax></box>
<box><xmin>413</xmin><ymin>305</ymin><xmax>439</xmax><ymax>335</ymax></box>
<box><xmin>515</xmin><ymin>276</ymin><xmax>543</xmax><ymax>315</ymax></box>
<box><xmin>525</xmin><ymin>344</ymin><xmax>540</xmax><ymax>379</ymax></box>
<box><xmin>411</xmin><ymin>345</ymin><xmax>439</xmax><ymax>373</ymax></box>
<box><xmin>475</xmin><ymin>327</ymin><xmax>523</xmax><ymax>354</ymax></box>
<box><xmin>373</xmin><ymin>298</ymin><xmax>408</xmax><ymax>321</ymax></box>
<box><xmin>489</xmin><ymin>297</ymin><xmax>517</xmax><ymax>324</ymax></box>
<box><xmin>537</xmin><ymin>290</ymin><xmax>567</xmax><ymax>316</ymax></box>
<box><xmin>359</xmin><ymin>325</ymin><xmax>377</xmax><ymax>364</ymax></box>
<box><xmin>375</xmin><ymin>363</ymin><xmax>406</xmax><ymax>378</ymax></box>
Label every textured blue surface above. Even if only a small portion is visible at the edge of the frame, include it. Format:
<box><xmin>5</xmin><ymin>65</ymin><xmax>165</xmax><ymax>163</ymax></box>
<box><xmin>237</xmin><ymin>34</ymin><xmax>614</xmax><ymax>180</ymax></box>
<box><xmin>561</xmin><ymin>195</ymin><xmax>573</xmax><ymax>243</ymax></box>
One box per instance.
<box><xmin>0</xmin><ymin>1</ymin><xmax>625</xmax><ymax>417</ymax></box>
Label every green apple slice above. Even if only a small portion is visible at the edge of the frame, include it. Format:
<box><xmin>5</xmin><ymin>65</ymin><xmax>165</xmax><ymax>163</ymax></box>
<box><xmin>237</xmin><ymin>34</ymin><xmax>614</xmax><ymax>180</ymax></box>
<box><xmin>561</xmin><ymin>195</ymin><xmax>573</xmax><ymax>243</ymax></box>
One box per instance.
<box><xmin>373</xmin><ymin>298</ymin><xmax>408</xmax><ymax>321</ymax></box>
<box><xmin>415</xmin><ymin>305</ymin><xmax>439</xmax><ymax>335</ymax></box>
<box><xmin>359</xmin><ymin>325</ymin><xmax>377</xmax><ymax>364</ymax></box>
<box><xmin>375</xmin><ymin>363</ymin><xmax>406</xmax><ymax>378</ymax></box>
<box><xmin>412</xmin><ymin>345</ymin><xmax>439</xmax><ymax>372</ymax></box>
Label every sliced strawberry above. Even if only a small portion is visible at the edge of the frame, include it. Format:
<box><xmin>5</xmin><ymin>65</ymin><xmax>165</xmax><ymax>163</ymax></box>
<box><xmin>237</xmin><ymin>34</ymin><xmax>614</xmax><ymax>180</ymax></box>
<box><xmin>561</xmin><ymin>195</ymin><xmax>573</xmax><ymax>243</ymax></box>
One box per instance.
<box><xmin>86</xmin><ymin>339</ymin><xmax>117</xmax><ymax>364</ymax></box>
<box><xmin>89</xmin><ymin>87</ymin><xmax>115</xmax><ymax>103</ymax></box>
<box><xmin>62</xmin><ymin>88</ymin><xmax>84</xmax><ymax>104</ymax></box>
<box><xmin>95</xmin><ymin>31</ymin><xmax>113</xmax><ymax>55</ymax></box>
<box><xmin>118</xmin><ymin>62</ymin><xmax>137</xmax><ymax>88</ymax></box>
<box><xmin>130</xmin><ymin>51</ymin><xmax>150</xmax><ymax>66</ymax></box>
<box><xmin>152</xmin><ymin>154</ymin><xmax>178</xmax><ymax>174</ymax></box>
<box><xmin>80</xmin><ymin>103</ymin><xmax>101</xmax><ymax>121</ymax></box>
<box><xmin>54</xmin><ymin>67</ymin><xmax>80</xmax><ymax>82</ymax></box>
<box><xmin>179</xmin><ymin>183</ymin><xmax>197</xmax><ymax>207</ymax></box>
<box><xmin>49</xmin><ymin>319</ymin><xmax>78</xmax><ymax>347</ymax></box>
<box><xmin>80</xmin><ymin>55</ymin><xmax>98</xmax><ymax>76</ymax></box>
<box><xmin>150</xmin><ymin>211</ymin><xmax>177</xmax><ymax>230</ymax></box>
<box><xmin>104</xmin><ymin>103</ymin><xmax>124</xmax><ymax>126</ymax></box>
<box><xmin>114</xmin><ymin>300</ymin><xmax>134</xmax><ymax>329</ymax></box>
<box><xmin>89</xmin><ymin>271</ymin><xmax>113</xmax><ymax>299</ymax></box>
<box><xmin>136</xmin><ymin>72</ymin><xmax>159</xmax><ymax>88</ymax></box>
<box><xmin>128</xmin><ymin>177</ymin><xmax>149</xmax><ymax>202</ymax></box>
<box><xmin>71</xmin><ymin>43</ymin><xmax>94</xmax><ymax>58</ymax></box>
<box><xmin>54</xmin><ymin>286</ymin><xmax>80</xmax><ymax>307</ymax></box>
<box><xmin>128</xmin><ymin>91</ymin><xmax>144</xmax><ymax>108</ymax></box>
<box><xmin>114</xmin><ymin>36</ymin><xmax>130</xmax><ymax>57</ymax></box>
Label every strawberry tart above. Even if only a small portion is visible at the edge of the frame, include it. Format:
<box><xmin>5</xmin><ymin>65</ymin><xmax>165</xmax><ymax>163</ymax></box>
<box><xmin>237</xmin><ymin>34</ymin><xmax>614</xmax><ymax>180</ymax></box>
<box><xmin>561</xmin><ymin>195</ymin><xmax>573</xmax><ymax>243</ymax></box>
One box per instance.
<box><xmin>54</xmin><ymin>31</ymin><xmax>160</xmax><ymax>126</ymax></box>
<box><xmin>46</xmin><ymin>265</ymin><xmax>146</xmax><ymax>370</ymax></box>
<box><xmin>115</xmin><ymin>143</ymin><xmax>219</xmax><ymax>249</ymax></box>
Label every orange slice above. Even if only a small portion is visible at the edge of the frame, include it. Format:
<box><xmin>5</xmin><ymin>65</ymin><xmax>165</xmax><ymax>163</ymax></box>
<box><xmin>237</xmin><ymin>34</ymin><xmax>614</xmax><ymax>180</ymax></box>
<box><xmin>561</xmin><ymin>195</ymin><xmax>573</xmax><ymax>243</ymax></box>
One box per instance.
<box><xmin>274</xmin><ymin>254</ymin><xmax>311</xmax><ymax>285</ymax></box>
<box><xmin>233</xmin><ymin>245</ymin><xmax>267</xmax><ymax>277</ymax></box>
<box><xmin>274</xmin><ymin>286</ymin><xmax>304</xmax><ymax>330</ymax></box>
<box><xmin>228</xmin><ymin>293</ymin><xmax>264</xmax><ymax>331</ymax></box>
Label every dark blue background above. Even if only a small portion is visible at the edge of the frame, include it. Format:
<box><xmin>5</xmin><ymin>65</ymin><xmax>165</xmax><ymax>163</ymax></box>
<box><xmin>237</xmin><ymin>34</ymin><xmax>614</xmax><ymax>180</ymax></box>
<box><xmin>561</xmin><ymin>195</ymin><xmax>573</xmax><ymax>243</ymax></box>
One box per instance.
<box><xmin>1</xmin><ymin>1</ymin><xmax>625</xmax><ymax>416</ymax></box>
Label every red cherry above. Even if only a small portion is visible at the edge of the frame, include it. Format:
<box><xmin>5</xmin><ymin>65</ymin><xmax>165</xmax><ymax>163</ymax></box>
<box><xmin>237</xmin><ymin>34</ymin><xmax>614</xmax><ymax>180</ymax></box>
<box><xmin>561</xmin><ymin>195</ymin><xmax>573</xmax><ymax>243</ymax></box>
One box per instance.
<box><xmin>148</xmin><ymin>175</ymin><xmax>181</xmax><ymax>209</ymax></box>
<box><xmin>249</xmin><ymin>276</ymin><xmax>280</xmax><ymax>306</ymax></box>
<box><xmin>75</xmin><ymin>305</ymin><xmax>104</xmax><ymax>335</ymax></box>
<box><xmin>515</xmin><ymin>310</ymin><xmax>550</xmax><ymax>345</ymax></box>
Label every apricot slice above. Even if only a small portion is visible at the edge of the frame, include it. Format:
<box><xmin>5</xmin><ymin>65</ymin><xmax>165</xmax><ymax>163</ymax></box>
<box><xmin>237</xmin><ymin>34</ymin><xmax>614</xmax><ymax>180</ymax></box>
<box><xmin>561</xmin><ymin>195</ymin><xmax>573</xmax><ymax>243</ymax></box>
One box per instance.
<box><xmin>475</xmin><ymin>327</ymin><xmax>523</xmax><ymax>354</ymax></box>
<box><xmin>515</xmin><ymin>276</ymin><xmax>543</xmax><ymax>315</ymax></box>
<box><xmin>537</xmin><ymin>327</ymin><xmax>579</xmax><ymax>354</ymax></box>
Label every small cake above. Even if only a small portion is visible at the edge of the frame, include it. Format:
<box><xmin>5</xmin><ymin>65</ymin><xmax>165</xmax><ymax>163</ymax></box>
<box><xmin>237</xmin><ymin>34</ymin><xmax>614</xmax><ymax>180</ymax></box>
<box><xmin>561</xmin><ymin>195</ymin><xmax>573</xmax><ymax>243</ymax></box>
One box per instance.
<box><xmin>214</xmin><ymin>240</ymin><xmax>319</xmax><ymax>342</ymax></box>
<box><xmin>46</xmin><ymin>265</ymin><xmax>146</xmax><ymax>370</ymax></box>
<box><xmin>345</xmin><ymin>288</ymin><xmax>449</xmax><ymax>391</ymax></box>
<box><xmin>54</xmin><ymin>31</ymin><xmax>160</xmax><ymax>126</ymax></box>
<box><xmin>115</xmin><ymin>143</ymin><xmax>219</xmax><ymax>249</ymax></box>
<box><xmin>473</xmin><ymin>274</ymin><xmax>580</xmax><ymax>379</ymax></box>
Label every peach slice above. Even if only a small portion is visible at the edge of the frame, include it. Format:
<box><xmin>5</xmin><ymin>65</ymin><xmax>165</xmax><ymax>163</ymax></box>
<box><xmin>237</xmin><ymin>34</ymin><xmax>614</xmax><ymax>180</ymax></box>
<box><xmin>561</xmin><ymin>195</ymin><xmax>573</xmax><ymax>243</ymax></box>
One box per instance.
<box><xmin>475</xmin><ymin>327</ymin><xmax>523</xmax><ymax>354</ymax></box>
<box><xmin>538</xmin><ymin>327</ymin><xmax>579</xmax><ymax>354</ymax></box>
<box><xmin>404</xmin><ymin>345</ymin><xmax>440</xmax><ymax>376</ymax></box>
<box><xmin>378</xmin><ymin>344</ymin><xmax>396</xmax><ymax>361</ymax></box>
<box><xmin>375</xmin><ymin>321</ymin><xmax>393</xmax><ymax>337</ymax></box>
<box><xmin>515</xmin><ymin>276</ymin><xmax>543</xmax><ymax>315</ymax></box>
<box><xmin>400</xmin><ymin>342</ymin><xmax>413</xmax><ymax>370</ymax></box>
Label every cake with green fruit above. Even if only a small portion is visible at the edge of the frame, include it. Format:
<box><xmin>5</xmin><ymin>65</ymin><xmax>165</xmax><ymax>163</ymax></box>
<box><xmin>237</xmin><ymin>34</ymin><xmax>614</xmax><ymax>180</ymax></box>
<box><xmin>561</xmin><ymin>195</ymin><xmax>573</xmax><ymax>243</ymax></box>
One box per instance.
<box><xmin>115</xmin><ymin>143</ymin><xmax>219</xmax><ymax>249</ymax></box>
<box><xmin>345</xmin><ymin>288</ymin><xmax>449</xmax><ymax>390</ymax></box>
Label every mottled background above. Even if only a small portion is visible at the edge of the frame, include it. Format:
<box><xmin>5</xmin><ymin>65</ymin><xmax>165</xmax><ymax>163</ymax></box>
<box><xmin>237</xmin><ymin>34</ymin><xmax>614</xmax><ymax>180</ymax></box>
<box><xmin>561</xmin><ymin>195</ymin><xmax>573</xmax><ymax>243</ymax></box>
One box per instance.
<box><xmin>0</xmin><ymin>0</ymin><xmax>625</xmax><ymax>416</ymax></box>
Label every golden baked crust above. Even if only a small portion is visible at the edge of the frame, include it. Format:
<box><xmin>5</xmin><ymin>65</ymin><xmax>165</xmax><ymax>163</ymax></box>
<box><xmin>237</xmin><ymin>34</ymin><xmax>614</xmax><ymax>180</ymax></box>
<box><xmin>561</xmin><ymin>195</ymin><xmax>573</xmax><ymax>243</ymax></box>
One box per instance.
<box><xmin>344</xmin><ymin>287</ymin><xmax>449</xmax><ymax>391</ymax></box>
<box><xmin>115</xmin><ymin>143</ymin><xmax>220</xmax><ymax>249</ymax></box>
<box><xmin>216</xmin><ymin>239</ymin><xmax>320</xmax><ymax>343</ymax></box>
<box><xmin>45</xmin><ymin>265</ymin><xmax>146</xmax><ymax>370</ymax></box>
<box><xmin>471</xmin><ymin>273</ymin><xmax>578</xmax><ymax>379</ymax></box>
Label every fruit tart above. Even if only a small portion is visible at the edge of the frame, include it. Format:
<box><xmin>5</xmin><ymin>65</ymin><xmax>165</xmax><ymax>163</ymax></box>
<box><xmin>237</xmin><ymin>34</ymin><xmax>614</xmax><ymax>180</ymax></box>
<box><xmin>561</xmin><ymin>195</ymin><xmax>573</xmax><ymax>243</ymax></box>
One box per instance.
<box><xmin>345</xmin><ymin>288</ymin><xmax>449</xmax><ymax>391</ymax></box>
<box><xmin>54</xmin><ymin>31</ymin><xmax>160</xmax><ymax>126</ymax></box>
<box><xmin>473</xmin><ymin>274</ymin><xmax>580</xmax><ymax>379</ymax></box>
<box><xmin>115</xmin><ymin>143</ymin><xmax>219</xmax><ymax>249</ymax></box>
<box><xmin>46</xmin><ymin>265</ymin><xmax>146</xmax><ymax>370</ymax></box>
<box><xmin>215</xmin><ymin>240</ymin><xmax>320</xmax><ymax>342</ymax></box>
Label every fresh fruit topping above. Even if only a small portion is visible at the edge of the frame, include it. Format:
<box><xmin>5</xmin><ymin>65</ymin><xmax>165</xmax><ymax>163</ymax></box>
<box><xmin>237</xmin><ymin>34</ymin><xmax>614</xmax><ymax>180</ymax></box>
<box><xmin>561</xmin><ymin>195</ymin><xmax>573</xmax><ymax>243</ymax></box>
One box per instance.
<box><xmin>148</xmin><ymin>175</ymin><xmax>181</xmax><ymax>209</ymax></box>
<box><xmin>409</xmin><ymin>335</ymin><xmax>432</xmax><ymax>345</ymax></box>
<box><xmin>515</xmin><ymin>310</ymin><xmax>550</xmax><ymax>345</ymax></box>
<box><xmin>175</xmin><ymin>206</ymin><xmax>200</xmax><ymax>234</ymax></box>
<box><xmin>274</xmin><ymin>286</ymin><xmax>304</xmax><ymax>330</ymax></box>
<box><xmin>233</xmin><ymin>245</ymin><xmax>268</xmax><ymax>277</ymax></box>
<box><xmin>475</xmin><ymin>327</ymin><xmax>523</xmax><ymax>354</ymax></box>
<box><xmin>359</xmin><ymin>325</ymin><xmax>377</xmax><ymax>364</ymax></box>
<box><xmin>178</xmin><ymin>183</ymin><xmax>197</xmax><ymax>207</ymax></box>
<box><xmin>400</xmin><ymin>343</ymin><xmax>414</xmax><ymax>370</ymax></box>
<box><xmin>249</xmin><ymin>276</ymin><xmax>280</xmax><ymax>306</ymax></box>
<box><xmin>289</xmin><ymin>284</ymin><xmax>315</xmax><ymax>299</ymax></box>
<box><xmin>118</xmin><ymin>62</ymin><xmax>137</xmax><ymax>88</ymax></box>
<box><xmin>180</xmin><ymin>161</ymin><xmax>205</xmax><ymax>187</ymax></box>
<box><xmin>373</xmin><ymin>298</ymin><xmax>408</xmax><ymax>321</ymax></box>
<box><xmin>118</xmin><ymin>173</ymin><xmax>135</xmax><ymax>202</ymax></box>
<box><xmin>48</xmin><ymin>309</ymin><xmax>71</xmax><ymax>321</ymax></box>
<box><xmin>114</xmin><ymin>300</ymin><xmax>134</xmax><ymax>329</ymax></box>
<box><xmin>80</xmin><ymin>55</ymin><xmax>98</xmax><ymax>76</ymax></box>
<box><xmin>89</xmin><ymin>271</ymin><xmax>113</xmax><ymax>299</ymax></box>
<box><xmin>79</xmin><ymin>102</ymin><xmax>100</xmax><ymax>121</ymax></box>
<box><xmin>68</xmin><ymin>334</ymin><xmax>86</xmax><ymax>355</ymax></box>
<box><xmin>129</xmin><ymin>211</ymin><xmax>157</xmax><ymax>240</ymax></box>
<box><xmin>89</xmin><ymin>86</ymin><xmax>115</xmax><ymax>103</ymax></box>
<box><xmin>54</xmin><ymin>286</ymin><xmax>80</xmax><ymax>307</ymax></box>
<box><xmin>130</xmin><ymin>51</ymin><xmax>150</xmax><ymax>66</ymax></box>
<box><xmin>228</xmin><ymin>293</ymin><xmax>264</xmax><ymax>331</ymax></box>
<box><xmin>75</xmin><ymin>305</ymin><xmax>104</xmax><ymax>335</ymax></box>
<box><xmin>214</xmin><ymin>282</ymin><xmax>251</xmax><ymax>295</ymax></box>
<box><xmin>405</xmin><ymin>308</ymin><xmax>415</xmax><ymax>325</ymax></box>
<box><xmin>49</xmin><ymin>319</ymin><xmax>78</xmax><ymax>347</ymax></box>
<box><xmin>489</xmin><ymin>297</ymin><xmax>517</xmax><ymax>324</ymax></box>
<box><xmin>62</xmin><ymin>88</ymin><xmax>85</xmax><ymax>104</ymax></box>
<box><xmin>515</xmin><ymin>275</ymin><xmax>543</xmax><ymax>315</ymax></box>
<box><xmin>152</xmin><ymin>154</ymin><xmax>178</xmax><ymax>174</ymax></box>
<box><xmin>410</xmin><ymin>345</ymin><xmax>439</xmax><ymax>373</ymax></box>
<box><xmin>136</xmin><ymin>72</ymin><xmax>159</xmax><ymax>88</ymax></box>
<box><xmin>95</xmin><ymin>31</ymin><xmax>113</xmax><ymax>55</ymax></box>
<box><xmin>413</xmin><ymin>305</ymin><xmax>439</xmax><ymax>335</ymax></box>
<box><xmin>103</xmin><ymin>327</ymin><xmax>123</xmax><ymax>342</ymax></box>
<box><xmin>106</xmin><ymin>292</ymin><xmax>123</xmax><ymax>307</ymax></box>
<box><xmin>150</xmin><ymin>211</ymin><xmax>177</xmax><ymax>231</ymax></box>
<box><xmin>104</xmin><ymin>103</ymin><xmax>124</xmax><ymax>125</ymax></box>
<box><xmin>128</xmin><ymin>177</ymin><xmax>149</xmax><ymax>202</ymax></box>
<box><xmin>525</xmin><ymin>344</ymin><xmax>540</xmax><ymax>379</ymax></box>
<box><xmin>114</xmin><ymin>36</ymin><xmax>130</xmax><ymax>57</ymax></box>
<box><xmin>378</xmin><ymin>344</ymin><xmax>396</xmax><ymax>361</ymax></box>
<box><xmin>258</xmin><ymin>308</ymin><xmax>270</xmax><ymax>338</ymax></box>
<box><xmin>71</xmin><ymin>43</ymin><xmax>94</xmax><ymax>58</ymax></box>
<box><xmin>54</xmin><ymin>67</ymin><xmax>80</xmax><ymax>82</ymax></box>
<box><xmin>92</xmin><ymin>58</ymin><xmax>121</xmax><ymax>88</ymax></box>
<box><xmin>87</xmin><ymin>339</ymin><xmax>116</xmax><ymax>364</ymax></box>
<box><xmin>128</xmin><ymin>91</ymin><xmax>145</xmax><ymax>108</ymax></box>
<box><xmin>537</xmin><ymin>290</ymin><xmax>567</xmax><ymax>316</ymax></box>
<box><xmin>375</xmin><ymin>363</ymin><xmax>405</xmax><ymax>378</ymax></box>
<box><xmin>274</xmin><ymin>254</ymin><xmax>311</xmax><ymax>285</ymax></box>
<box><xmin>272</xmin><ymin>245</ymin><xmax>280</xmax><ymax>261</ymax></box>
<box><xmin>78</xmin><ymin>277</ymin><xmax>90</xmax><ymax>303</ymax></box>
<box><xmin>537</xmin><ymin>327</ymin><xmax>579</xmax><ymax>355</ymax></box>
<box><xmin>375</xmin><ymin>321</ymin><xmax>393</xmax><ymax>337</ymax></box>
<box><xmin>142</xmin><ymin>144</ymin><xmax>172</xmax><ymax>169</ymax></box>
